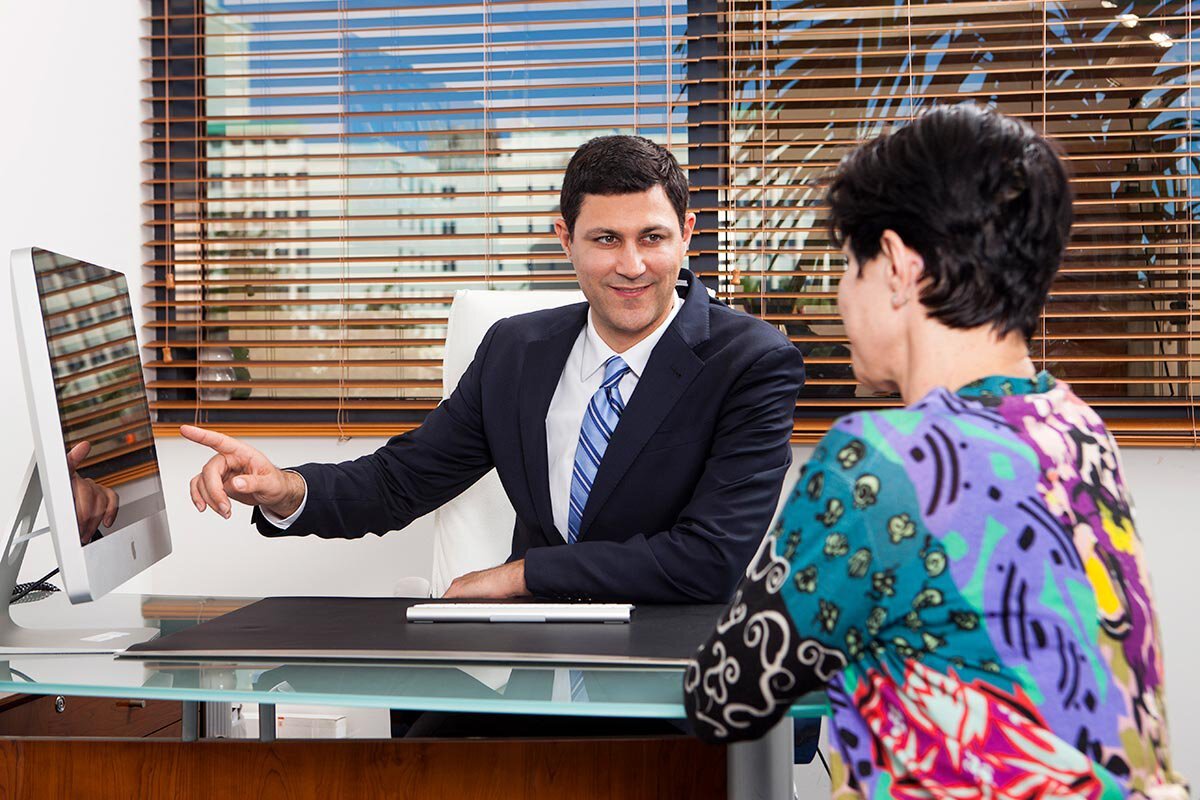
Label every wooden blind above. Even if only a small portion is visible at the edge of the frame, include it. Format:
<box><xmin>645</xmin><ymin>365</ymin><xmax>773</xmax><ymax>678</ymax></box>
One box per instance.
<box><xmin>146</xmin><ymin>0</ymin><xmax>1198</xmax><ymax>445</ymax></box>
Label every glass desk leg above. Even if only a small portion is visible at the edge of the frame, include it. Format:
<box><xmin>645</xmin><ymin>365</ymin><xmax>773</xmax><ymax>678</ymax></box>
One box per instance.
<box><xmin>182</xmin><ymin>701</ymin><xmax>199</xmax><ymax>742</ymax></box>
<box><xmin>727</xmin><ymin>719</ymin><xmax>794</xmax><ymax>800</ymax></box>
<box><xmin>259</xmin><ymin>704</ymin><xmax>276</xmax><ymax>742</ymax></box>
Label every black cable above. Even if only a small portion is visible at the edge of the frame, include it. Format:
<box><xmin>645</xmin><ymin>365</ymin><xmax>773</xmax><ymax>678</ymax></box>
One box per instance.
<box><xmin>11</xmin><ymin>568</ymin><xmax>60</xmax><ymax>603</ymax></box>
<box><xmin>815</xmin><ymin>746</ymin><xmax>832</xmax><ymax>779</ymax></box>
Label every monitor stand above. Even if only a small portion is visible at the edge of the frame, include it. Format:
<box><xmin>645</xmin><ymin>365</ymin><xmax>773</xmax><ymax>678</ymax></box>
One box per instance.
<box><xmin>0</xmin><ymin>455</ymin><xmax>159</xmax><ymax>654</ymax></box>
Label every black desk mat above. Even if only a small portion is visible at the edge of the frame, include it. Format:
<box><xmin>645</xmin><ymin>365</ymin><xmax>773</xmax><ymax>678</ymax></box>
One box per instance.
<box><xmin>122</xmin><ymin>597</ymin><xmax>726</xmax><ymax>666</ymax></box>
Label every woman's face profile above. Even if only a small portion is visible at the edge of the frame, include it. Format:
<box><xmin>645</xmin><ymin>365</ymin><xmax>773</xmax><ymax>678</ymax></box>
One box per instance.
<box><xmin>837</xmin><ymin>244</ymin><xmax>903</xmax><ymax>396</ymax></box>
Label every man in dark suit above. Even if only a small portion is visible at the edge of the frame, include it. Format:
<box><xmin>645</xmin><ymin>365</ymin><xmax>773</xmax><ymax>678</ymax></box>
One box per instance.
<box><xmin>182</xmin><ymin>135</ymin><xmax>805</xmax><ymax>603</ymax></box>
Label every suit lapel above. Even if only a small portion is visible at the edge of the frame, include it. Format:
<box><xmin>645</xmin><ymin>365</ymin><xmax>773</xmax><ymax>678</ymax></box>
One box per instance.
<box><xmin>518</xmin><ymin>305</ymin><xmax>588</xmax><ymax>543</ymax></box>
<box><xmin>577</xmin><ymin>271</ymin><xmax>711</xmax><ymax>540</ymax></box>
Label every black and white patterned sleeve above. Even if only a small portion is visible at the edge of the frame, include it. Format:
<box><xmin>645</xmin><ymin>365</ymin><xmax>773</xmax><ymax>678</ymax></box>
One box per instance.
<box><xmin>683</xmin><ymin>527</ymin><xmax>846</xmax><ymax>744</ymax></box>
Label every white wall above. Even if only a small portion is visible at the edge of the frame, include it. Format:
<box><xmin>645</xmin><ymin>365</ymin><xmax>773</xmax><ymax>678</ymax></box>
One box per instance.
<box><xmin>144</xmin><ymin>435</ymin><xmax>436</xmax><ymax>597</ymax></box>
<box><xmin>0</xmin><ymin>1</ymin><xmax>151</xmax><ymax>586</ymax></box>
<box><xmin>1</xmin><ymin>1</ymin><xmax>1196</xmax><ymax>785</ymax></box>
<box><xmin>1114</xmin><ymin>448</ymin><xmax>1200</xmax><ymax>787</ymax></box>
<box><xmin>0</xmin><ymin>1</ymin><xmax>439</xmax><ymax>598</ymax></box>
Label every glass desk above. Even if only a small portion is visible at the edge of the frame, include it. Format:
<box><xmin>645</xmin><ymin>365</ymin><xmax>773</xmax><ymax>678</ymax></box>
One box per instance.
<box><xmin>0</xmin><ymin>593</ymin><xmax>829</xmax><ymax>800</ymax></box>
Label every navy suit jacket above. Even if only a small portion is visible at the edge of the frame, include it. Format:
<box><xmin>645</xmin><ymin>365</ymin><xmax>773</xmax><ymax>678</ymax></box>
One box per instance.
<box><xmin>253</xmin><ymin>270</ymin><xmax>805</xmax><ymax>603</ymax></box>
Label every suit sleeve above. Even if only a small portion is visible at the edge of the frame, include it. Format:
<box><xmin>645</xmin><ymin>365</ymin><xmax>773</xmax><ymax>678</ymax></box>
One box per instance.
<box><xmin>252</xmin><ymin>321</ymin><xmax>502</xmax><ymax>539</ymax></box>
<box><xmin>522</xmin><ymin>342</ymin><xmax>805</xmax><ymax>603</ymax></box>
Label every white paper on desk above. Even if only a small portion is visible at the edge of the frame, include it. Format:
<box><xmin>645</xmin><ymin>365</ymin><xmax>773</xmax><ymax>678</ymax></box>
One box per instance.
<box><xmin>80</xmin><ymin>631</ymin><xmax>131</xmax><ymax>642</ymax></box>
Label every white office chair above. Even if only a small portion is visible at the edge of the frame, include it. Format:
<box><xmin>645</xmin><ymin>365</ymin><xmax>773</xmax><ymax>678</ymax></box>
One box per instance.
<box><xmin>428</xmin><ymin>288</ymin><xmax>586</xmax><ymax>597</ymax></box>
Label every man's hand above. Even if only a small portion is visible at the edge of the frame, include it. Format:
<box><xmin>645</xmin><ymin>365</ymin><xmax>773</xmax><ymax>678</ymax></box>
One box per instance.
<box><xmin>442</xmin><ymin>560</ymin><xmax>530</xmax><ymax>599</ymax></box>
<box><xmin>67</xmin><ymin>441</ymin><xmax>118</xmax><ymax>542</ymax></box>
<box><xmin>180</xmin><ymin>424</ymin><xmax>303</xmax><ymax>520</ymax></box>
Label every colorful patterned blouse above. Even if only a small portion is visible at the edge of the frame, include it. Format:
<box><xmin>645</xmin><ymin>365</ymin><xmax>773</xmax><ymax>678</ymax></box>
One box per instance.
<box><xmin>685</xmin><ymin>374</ymin><xmax>1187</xmax><ymax>799</ymax></box>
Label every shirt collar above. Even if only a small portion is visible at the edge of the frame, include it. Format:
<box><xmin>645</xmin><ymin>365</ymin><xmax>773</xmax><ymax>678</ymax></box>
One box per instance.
<box><xmin>956</xmin><ymin>370</ymin><xmax>1057</xmax><ymax>398</ymax></box>
<box><xmin>580</xmin><ymin>295</ymin><xmax>684</xmax><ymax>382</ymax></box>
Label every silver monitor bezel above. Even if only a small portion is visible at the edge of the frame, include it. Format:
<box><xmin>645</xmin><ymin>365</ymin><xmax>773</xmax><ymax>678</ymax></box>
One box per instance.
<box><xmin>10</xmin><ymin>247</ymin><xmax>171</xmax><ymax>603</ymax></box>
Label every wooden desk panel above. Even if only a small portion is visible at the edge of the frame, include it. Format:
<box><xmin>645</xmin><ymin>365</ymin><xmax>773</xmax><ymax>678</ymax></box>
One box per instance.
<box><xmin>0</xmin><ymin>694</ymin><xmax>181</xmax><ymax>739</ymax></box>
<box><xmin>0</xmin><ymin>738</ymin><xmax>726</xmax><ymax>800</ymax></box>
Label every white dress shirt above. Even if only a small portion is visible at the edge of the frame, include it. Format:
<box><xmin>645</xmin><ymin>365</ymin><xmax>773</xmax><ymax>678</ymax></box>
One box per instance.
<box><xmin>545</xmin><ymin>296</ymin><xmax>682</xmax><ymax>540</ymax></box>
<box><xmin>262</xmin><ymin>296</ymin><xmax>684</xmax><ymax>535</ymax></box>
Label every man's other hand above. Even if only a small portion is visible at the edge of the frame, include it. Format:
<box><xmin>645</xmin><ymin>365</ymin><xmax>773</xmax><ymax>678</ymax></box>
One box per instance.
<box><xmin>180</xmin><ymin>425</ymin><xmax>304</xmax><ymax>520</ymax></box>
<box><xmin>442</xmin><ymin>560</ymin><xmax>530</xmax><ymax>599</ymax></box>
<box><xmin>66</xmin><ymin>441</ymin><xmax>118</xmax><ymax>542</ymax></box>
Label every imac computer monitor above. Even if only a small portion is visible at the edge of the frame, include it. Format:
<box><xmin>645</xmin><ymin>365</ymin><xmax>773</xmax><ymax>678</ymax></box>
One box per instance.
<box><xmin>5</xmin><ymin>247</ymin><xmax>171</xmax><ymax>650</ymax></box>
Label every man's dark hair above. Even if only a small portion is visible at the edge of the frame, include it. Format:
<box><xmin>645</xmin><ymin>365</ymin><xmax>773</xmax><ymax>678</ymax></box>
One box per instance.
<box><xmin>559</xmin><ymin>135</ymin><xmax>689</xmax><ymax>236</ymax></box>
<box><xmin>827</xmin><ymin>103</ymin><xmax>1073</xmax><ymax>340</ymax></box>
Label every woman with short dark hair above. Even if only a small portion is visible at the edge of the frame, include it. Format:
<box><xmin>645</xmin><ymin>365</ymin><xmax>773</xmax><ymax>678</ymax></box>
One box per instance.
<box><xmin>685</xmin><ymin>104</ymin><xmax>1187</xmax><ymax>799</ymax></box>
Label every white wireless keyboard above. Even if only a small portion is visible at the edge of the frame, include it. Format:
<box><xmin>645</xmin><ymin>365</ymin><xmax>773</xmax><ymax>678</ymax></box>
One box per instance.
<box><xmin>406</xmin><ymin>603</ymin><xmax>633</xmax><ymax>624</ymax></box>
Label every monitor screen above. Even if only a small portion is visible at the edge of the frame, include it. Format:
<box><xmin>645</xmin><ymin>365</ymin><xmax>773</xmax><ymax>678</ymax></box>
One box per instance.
<box><xmin>29</xmin><ymin>247</ymin><xmax>165</xmax><ymax>546</ymax></box>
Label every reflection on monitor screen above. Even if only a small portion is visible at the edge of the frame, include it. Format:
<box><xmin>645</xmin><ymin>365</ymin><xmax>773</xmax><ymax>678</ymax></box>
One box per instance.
<box><xmin>30</xmin><ymin>248</ymin><xmax>165</xmax><ymax>546</ymax></box>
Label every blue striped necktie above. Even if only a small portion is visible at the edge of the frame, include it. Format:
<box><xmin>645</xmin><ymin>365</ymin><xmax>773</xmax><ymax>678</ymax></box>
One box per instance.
<box><xmin>567</xmin><ymin>355</ymin><xmax>630</xmax><ymax>544</ymax></box>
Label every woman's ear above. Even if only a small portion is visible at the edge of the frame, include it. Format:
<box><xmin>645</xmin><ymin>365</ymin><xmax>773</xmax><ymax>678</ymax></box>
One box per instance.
<box><xmin>878</xmin><ymin>229</ymin><xmax>923</xmax><ymax>304</ymax></box>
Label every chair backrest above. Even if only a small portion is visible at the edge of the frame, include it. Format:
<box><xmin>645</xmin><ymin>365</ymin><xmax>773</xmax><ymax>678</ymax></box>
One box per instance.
<box><xmin>429</xmin><ymin>288</ymin><xmax>586</xmax><ymax>597</ymax></box>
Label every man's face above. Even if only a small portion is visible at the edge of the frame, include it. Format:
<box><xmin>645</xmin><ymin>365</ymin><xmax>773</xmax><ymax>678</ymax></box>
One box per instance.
<box><xmin>555</xmin><ymin>185</ymin><xmax>696</xmax><ymax>352</ymax></box>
